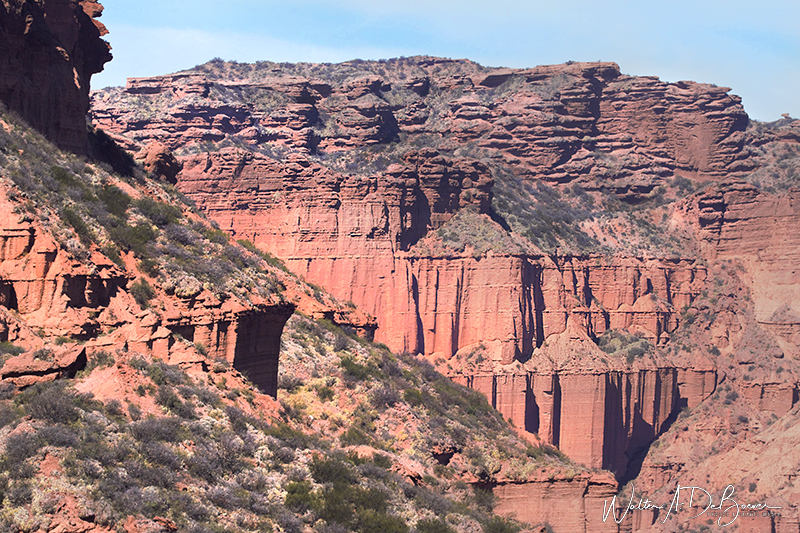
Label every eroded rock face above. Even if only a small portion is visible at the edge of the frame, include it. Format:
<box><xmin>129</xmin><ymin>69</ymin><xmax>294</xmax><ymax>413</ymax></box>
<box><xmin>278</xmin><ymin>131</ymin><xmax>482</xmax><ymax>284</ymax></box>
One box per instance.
<box><xmin>679</xmin><ymin>180</ymin><xmax>800</xmax><ymax>326</ymax></box>
<box><xmin>0</xmin><ymin>0</ymin><xmax>111</xmax><ymax>153</ymax></box>
<box><xmin>91</xmin><ymin>58</ymin><xmax>751</xmax><ymax>199</ymax></box>
<box><xmin>87</xmin><ymin>57</ymin><xmax>800</xmax><ymax>529</ymax></box>
<box><xmin>491</xmin><ymin>472</ymin><xmax>620</xmax><ymax>533</ymax></box>
<box><xmin>0</xmin><ymin>176</ymin><xmax>295</xmax><ymax>397</ymax></box>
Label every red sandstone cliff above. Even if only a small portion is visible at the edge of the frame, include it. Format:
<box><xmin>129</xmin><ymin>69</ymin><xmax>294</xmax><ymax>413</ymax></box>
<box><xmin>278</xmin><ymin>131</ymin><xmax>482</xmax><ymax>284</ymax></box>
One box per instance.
<box><xmin>91</xmin><ymin>59</ymin><xmax>753</xmax><ymax>200</ymax></box>
<box><xmin>89</xmin><ymin>58</ymin><xmax>800</xmax><ymax>531</ymax></box>
<box><xmin>0</xmin><ymin>0</ymin><xmax>111</xmax><ymax>153</ymax></box>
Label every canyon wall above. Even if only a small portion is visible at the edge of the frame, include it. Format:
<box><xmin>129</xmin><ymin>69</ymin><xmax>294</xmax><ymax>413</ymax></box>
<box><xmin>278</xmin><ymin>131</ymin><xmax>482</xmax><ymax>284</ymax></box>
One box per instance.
<box><xmin>455</xmin><ymin>366</ymin><xmax>717</xmax><ymax>475</ymax></box>
<box><xmin>491</xmin><ymin>473</ymin><xmax>621</xmax><ymax>533</ymax></box>
<box><xmin>176</xmin><ymin>146</ymin><xmax>705</xmax><ymax>358</ymax></box>
<box><xmin>91</xmin><ymin>59</ymin><xmax>752</xmax><ymax>199</ymax></box>
<box><xmin>0</xmin><ymin>0</ymin><xmax>111</xmax><ymax>153</ymax></box>
<box><xmin>679</xmin><ymin>179</ymin><xmax>800</xmax><ymax>356</ymax></box>
<box><xmin>0</xmin><ymin>182</ymin><xmax>294</xmax><ymax>396</ymax></box>
<box><xmin>88</xmin><ymin>59</ymin><xmax>800</xmax><ymax>507</ymax></box>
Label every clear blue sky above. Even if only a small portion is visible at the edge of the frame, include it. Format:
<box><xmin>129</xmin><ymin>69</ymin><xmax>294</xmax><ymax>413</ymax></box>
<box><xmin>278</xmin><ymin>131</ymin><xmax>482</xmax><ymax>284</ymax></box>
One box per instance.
<box><xmin>92</xmin><ymin>0</ymin><xmax>798</xmax><ymax>122</ymax></box>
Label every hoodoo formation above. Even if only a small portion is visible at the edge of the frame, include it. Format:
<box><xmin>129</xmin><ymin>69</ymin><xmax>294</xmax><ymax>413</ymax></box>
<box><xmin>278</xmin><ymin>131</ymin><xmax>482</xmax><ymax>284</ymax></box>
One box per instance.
<box><xmin>1</xmin><ymin>3</ymin><xmax>800</xmax><ymax>530</ymax></box>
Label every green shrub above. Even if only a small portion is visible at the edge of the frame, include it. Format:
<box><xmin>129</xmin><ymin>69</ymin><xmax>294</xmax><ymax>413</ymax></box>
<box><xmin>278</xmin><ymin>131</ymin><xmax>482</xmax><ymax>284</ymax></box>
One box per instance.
<box><xmin>340</xmin><ymin>356</ymin><xmax>373</xmax><ymax>381</ymax></box>
<box><xmin>135</xmin><ymin>197</ymin><xmax>182</xmax><ymax>228</ymax></box>
<box><xmin>481</xmin><ymin>516</ymin><xmax>520</xmax><ymax>533</ymax></box>
<box><xmin>17</xmin><ymin>381</ymin><xmax>79</xmax><ymax>424</ymax></box>
<box><xmin>129</xmin><ymin>417</ymin><xmax>184</xmax><ymax>442</ymax></box>
<box><xmin>417</xmin><ymin>518</ymin><xmax>456</xmax><ymax>533</ymax></box>
<box><xmin>310</xmin><ymin>456</ymin><xmax>357</xmax><ymax>485</ymax></box>
<box><xmin>109</xmin><ymin>223</ymin><xmax>156</xmax><ymax>255</ymax></box>
<box><xmin>316</xmin><ymin>385</ymin><xmax>335</xmax><ymax>401</ymax></box>
<box><xmin>98</xmin><ymin>184</ymin><xmax>131</xmax><ymax>217</ymax></box>
<box><xmin>284</xmin><ymin>481</ymin><xmax>319</xmax><ymax>513</ymax></box>
<box><xmin>0</xmin><ymin>403</ymin><xmax>20</xmax><ymax>428</ymax></box>
<box><xmin>61</xmin><ymin>206</ymin><xmax>94</xmax><ymax>246</ymax></box>
<box><xmin>130</xmin><ymin>278</ymin><xmax>156</xmax><ymax>308</ymax></box>
<box><xmin>403</xmin><ymin>389</ymin><xmax>425</xmax><ymax>407</ymax></box>
<box><xmin>340</xmin><ymin>426</ymin><xmax>372</xmax><ymax>446</ymax></box>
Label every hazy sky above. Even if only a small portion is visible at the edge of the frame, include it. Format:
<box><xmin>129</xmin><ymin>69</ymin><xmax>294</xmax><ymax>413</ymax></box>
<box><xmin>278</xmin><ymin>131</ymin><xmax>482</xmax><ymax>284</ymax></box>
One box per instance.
<box><xmin>92</xmin><ymin>0</ymin><xmax>799</xmax><ymax>121</ymax></box>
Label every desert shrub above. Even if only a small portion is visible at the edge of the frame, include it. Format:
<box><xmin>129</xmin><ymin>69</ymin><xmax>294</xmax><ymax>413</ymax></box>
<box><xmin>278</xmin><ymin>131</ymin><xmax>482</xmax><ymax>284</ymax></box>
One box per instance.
<box><xmin>0</xmin><ymin>403</ymin><xmax>19</xmax><ymax>428</ymax></box>
<box><xmin>61</xmin><ymin>206</ymin><xmax>94</xmax><ymax>246</ymax></box>
<box><xmin>83</xmin><ymin>350</ymin><xmax>115</xmax><ymax>373</ymax></box>
<box><xmin>155</xmin><ymin>385</ymin><xmax>186</xmax><ymax>414</ymax></box>
<box><xmin>370</xmin><ymin>385</ymin><xmax>400</xmax><ymax>409</ymax></box>
<box><xmin>97</xmin><ymin>184</ymin><xmax>131</xmax><ymax>217</ymax></box>
<box><xmin>285</xmin><ymin>481</ymin><xmax>318</xmax><ymax>513</ymax></box>
<box><xmin>3</xmin><ymin>432</ymin><xmax>41</xmax><ymax>464</ymax></box>
<box><xmin>403</xmin><ymin>388</ymin><xmax>426</xmax><ymax>407</ymax></box>
<box><xmin>187</xmin><ymin>439</ymin><xmax>247</xmax><ymax>482</ymax></box>
<box><xmin>274</xmin><ymin>447</ymin><xmax>296</xmax><ymax>464</ymax></box>
<box><xmin>145</xmin><ymin>360</ymin><xmax>185</xmax><ymax>386</ymax></box>
<box><xmin>129</xmin><ymin>417</ymin><xmax>183</xmax><ymax>442</ymax></box>
<box><xmin>18</xmin><ymin>381</ymin><xmax>79</xmax><ymax>423</ymax></box>
<box><xmin>278</xmin><ymin>373</ymin><xmax>304</xmax><ymax>392</ymax></box>
<box><xmin>38</xmin><ymin>425</ymin><xmax>80</xmax><ymax>448</ymax></box>
<box><xmin>724</xmin><ymin>390</ymin><xmax>740</xmax><ymax>405</ymax></box>
<box><xmin>0</xmin><ymin>342</ymin><xmax>25</xmax><ymax>356</ymax></box>
<box><xmin>108</xmin><ymin>223</ymin><xmax>156</xmax><ymax>255</ymax></box>
<box><xmin>416</xmin><ymin>518</ymin><xmax>456</xmax><ymax>533</ymax></box>
<box><xmin>194</xmin><ymin>386</ymin><xmax>223</xmax><ymax>407</ymax></box>
<box><xmin>333</xmin><ymin>333</ymin><xmax>350</xmax><ymax>352</ymax></box>
<box><xmin>481</xmin><ymin>516</ymin><xmax>520</xmax><ymax>533</ymax></box>
<box><xmin>128</xmin><ymin>402</ymin><xmax>142</xmax><ymax>420</ymax></box>
<box><xmin>32</xmin><ymin>347</ymin><xmax>54</xmax><ymax>361</ymax></box>
<box><xmin>130</xmin><ymin>278</ymin><xmax>156</xmax><ymax>308</ymax></box>
<box><xmin>206</xmin><ymin>484</ymin><xmax>249</xmax><ymax>510</ymax></box>
<box><xmin>135</xmin><ymin>197</ymin><xmax>182</xmax><ymax>228</ymax></box>
<box><xmin>597</xmin><ymin>329</ymin><xmax>653</xmax><ymax>364</ymax></box>
<box><xmin>340</xmin><ymin>356</ymin><xmax>374</xmax><ymax>381</ymax></box>
<box><xmin>140</xmin><ymin>441</ymin><xmax>183</xmax><ymax>469</ymax></box>
<box><xmin>339</xmin><ymin>427</ymin><xmax>372</xmax><ymax>447</ymax></box>
<box><xmin>310</xmin><ymin>456</ymin><xmax>357</xmax><ymax>485</ymax></box>
<box><xmin>316</xmin><ymin>385</ymin><xmax>335</xmax><ymax>401</ymax></box>
<box><xmin>7</xmin><ymin>481</ymin><xmax>33</xmax><ymax>505</ymax></box>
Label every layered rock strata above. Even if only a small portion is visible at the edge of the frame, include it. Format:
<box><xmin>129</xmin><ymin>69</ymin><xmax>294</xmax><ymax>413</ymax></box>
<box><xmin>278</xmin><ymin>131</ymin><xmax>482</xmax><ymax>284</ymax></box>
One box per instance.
<box><xmin>176</xmin><ymin>146</ymin><xmax>701</xmax><ymax>357</ymax></box>
<box><xmin>91</xmin><ymin>58</ymin><xmax>753</xmax><ymax>199</ymax></box>
<box><xmin>0</xmin><ymin>181</ymin><xmax>294</xmax><ymax>396</ymax></box>
<box><xmin>0</xmin><ymin>0</ymin><xmax>111</xmax><ymax>153</ymax></box>
<box><xmin>455</xmin><ymin>365</ymin><xmax>718</xmax><ymax>475</ymax></box>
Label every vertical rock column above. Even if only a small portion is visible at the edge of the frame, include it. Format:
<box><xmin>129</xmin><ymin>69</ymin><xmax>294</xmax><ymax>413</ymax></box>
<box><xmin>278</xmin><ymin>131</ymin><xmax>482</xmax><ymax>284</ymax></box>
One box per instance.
<box><xmin>231</xmin><ymin>306</ymin><xmax>294</xmax><ymax>397</ymax></box>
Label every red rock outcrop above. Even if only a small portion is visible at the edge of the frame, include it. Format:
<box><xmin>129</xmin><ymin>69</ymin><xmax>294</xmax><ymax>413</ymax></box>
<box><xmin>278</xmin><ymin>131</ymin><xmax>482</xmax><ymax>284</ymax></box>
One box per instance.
<box><xmin>678</xmin><ymin>179</ymin><xmax>800</xmax><ymax>350</ymax></box>
<box><xmin>171</xmin><ymin>141</ymin><xmax>730</xmax><ymax>477</ymax></box>
<box><xmin>0</xmin><ymin>175</ymin><xmax>296</xmax><ymax>396</ymax></box>
<box><xmin>454</xmin><ymin>363</ymin><xmax>717</xmax><ymax>476</ymax></box>
<box><xmin>137</xmin><ymin>141</ymin><xmax>182</xmax><ymax>183</ymax></box>
<box><xmin>87</xmin><ymin>60</ymin><xmax>800</xmax><ymax>514</ymax></box>
<box><xmin>91</xmin><ymin>58</ymin><xmax>752</xmax><ymax>199</ymax></box>
<box><xmin>175</xmin><ymin>145</ymin><xmax>704</xmax><ymax>358</ymax></box>
<box><xmin>492</xmin><ymin>472</ymin><xmax>620</xmax><ymax>533</ymax></box>
<box><xmin>0</xmin><ymin>0</ymin><xmax>111</xmax><ymax>153</ymax></box>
